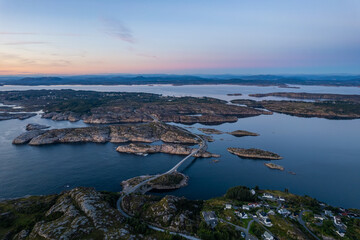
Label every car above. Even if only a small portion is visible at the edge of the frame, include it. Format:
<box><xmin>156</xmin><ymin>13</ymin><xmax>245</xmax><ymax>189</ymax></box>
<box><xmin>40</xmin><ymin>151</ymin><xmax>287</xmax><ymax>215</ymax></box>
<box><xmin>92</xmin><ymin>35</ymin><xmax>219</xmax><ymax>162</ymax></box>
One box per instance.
<box><xmin>241</xmin><ymin>232</ymin><xmax>246</xmax><ymax>238</ymax></box>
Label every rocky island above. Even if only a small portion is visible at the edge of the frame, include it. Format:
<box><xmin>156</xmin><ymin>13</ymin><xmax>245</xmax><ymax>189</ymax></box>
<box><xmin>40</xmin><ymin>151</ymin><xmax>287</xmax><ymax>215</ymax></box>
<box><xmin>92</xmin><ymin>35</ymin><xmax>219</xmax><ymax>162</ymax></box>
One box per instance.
<box><xmin>25</xmin><ymin>123</ymin><xmax>50</xmax><ymax>131</ymax></box>
<box><xmin>227</xmin><ymin>148</ymin><xmax>282</xmax><ymax>160</ymax></box>
<box><xmin>198</xmin><ymin>128</ymin><xmax>223</xmax><ymax>134</ymax></box>
<box><xmin>227</xmin><ymin>130</ymin><xmax>259</xmax><ymax>137</ymax></box>
<box><xmin>231</xmin><ymin>98</ymin><xmax>360</xmax><ymax>119</ymax></box>
<box><xmin>13</xmin><ymin>122</ymin><xmax>199</xmax><ymax>145</ymax></box>
<box><xmin>264</xmin><ymin>162</ymin><xmax>284</xmax><ymax>170</ymax></box>
<box><xmin>116</xmin><ymin>143</ymin><xmax>219</xmax><ymax>158</ymax></box>
<box><xmin>0</xmin><ymin>90</ymin><xmax>271</xmax><ymax>125</ymax></box>
<box><xmin>249</xmin><ymin>92</ymin><xmax>360</xmax><ymax>103</ymax></box>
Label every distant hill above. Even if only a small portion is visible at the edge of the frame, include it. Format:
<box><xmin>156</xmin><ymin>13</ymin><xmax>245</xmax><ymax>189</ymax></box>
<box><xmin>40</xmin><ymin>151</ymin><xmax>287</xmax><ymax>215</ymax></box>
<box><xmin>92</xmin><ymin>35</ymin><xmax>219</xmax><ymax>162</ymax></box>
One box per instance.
<box><xmin>1</xmin><ymin>74</ymin><xmax>360</xmax><ymax>86</ymax></box>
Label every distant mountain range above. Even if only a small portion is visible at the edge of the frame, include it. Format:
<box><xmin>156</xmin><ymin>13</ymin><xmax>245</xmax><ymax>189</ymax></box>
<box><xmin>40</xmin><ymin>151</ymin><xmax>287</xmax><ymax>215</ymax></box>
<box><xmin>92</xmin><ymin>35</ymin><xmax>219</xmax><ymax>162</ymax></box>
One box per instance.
<box><xmin>1</xmin><ymin>74</ymin><xmax>360</xmax><ymax>86</ymax></box>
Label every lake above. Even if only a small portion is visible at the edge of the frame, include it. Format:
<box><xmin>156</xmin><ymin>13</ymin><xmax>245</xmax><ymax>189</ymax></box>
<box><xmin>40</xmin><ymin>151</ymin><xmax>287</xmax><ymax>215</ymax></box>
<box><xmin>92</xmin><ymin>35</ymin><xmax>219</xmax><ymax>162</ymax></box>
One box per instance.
<box><xmin>0</xmin><ymin>84</ymin><xmax>359</xmax><ymax>209</ymax></box>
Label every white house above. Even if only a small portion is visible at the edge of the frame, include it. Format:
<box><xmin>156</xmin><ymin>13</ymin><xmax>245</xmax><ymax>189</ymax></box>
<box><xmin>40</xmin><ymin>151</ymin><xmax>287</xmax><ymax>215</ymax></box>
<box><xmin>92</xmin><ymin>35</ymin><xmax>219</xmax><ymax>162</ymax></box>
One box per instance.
<box><xmin>262</xmin><ymin>231</ymin><xmax>274</xmax><ymax>240</ymax></box>
<box><xmin>278</xmin><ymin>208</ymin><xmax>291</xmax><ymax>216</ymax></box>
<box><xmin>263</xmin><ymin>193</ymin><xmax>274</xmax><ymax>199</ymax></box>
<box><xmin>314</xmin><ymin>214</ymin><xmax>326</xmax><ymax>221</ymax></box>
<box><xmin>224</xmin><ymin>203</ymin><xmax>232</xmax><ymax>210</ymax></box>
<box><xmin>242</xmin><ymin>205</ymin><xmax>250</xmax><ymax>211</ymax></box>
<box><xmin>237</xmin><ymin>212</ymin><xmax>249</xmax><ymax>219</ymax></box>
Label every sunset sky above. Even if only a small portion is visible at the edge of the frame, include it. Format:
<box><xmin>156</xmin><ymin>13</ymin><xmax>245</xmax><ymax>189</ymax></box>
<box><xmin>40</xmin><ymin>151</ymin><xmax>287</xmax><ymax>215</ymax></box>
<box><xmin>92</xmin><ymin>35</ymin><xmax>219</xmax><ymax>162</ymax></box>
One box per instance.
<box><xmin>0</xmin><ymin>0</ymin><xmax>359</xmax><ymax>75</ymax></box>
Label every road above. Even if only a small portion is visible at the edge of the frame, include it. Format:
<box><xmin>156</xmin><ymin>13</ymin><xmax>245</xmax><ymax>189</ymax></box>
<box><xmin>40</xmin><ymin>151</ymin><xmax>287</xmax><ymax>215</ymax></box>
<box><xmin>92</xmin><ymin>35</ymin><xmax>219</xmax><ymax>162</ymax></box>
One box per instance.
<box><xmin>299</xmin><ymin>210</ymin><xmax>320</xmax><ymax>240</ymax></box>
<box><xmin>117</xmin><ymin>115</ymin><xmax>205</xmax><ymax>240</ymax></box>
<box><xmin>220</xmin><ymin>218</ymin><xmax>257</xmax><ymax>240</ymax></box>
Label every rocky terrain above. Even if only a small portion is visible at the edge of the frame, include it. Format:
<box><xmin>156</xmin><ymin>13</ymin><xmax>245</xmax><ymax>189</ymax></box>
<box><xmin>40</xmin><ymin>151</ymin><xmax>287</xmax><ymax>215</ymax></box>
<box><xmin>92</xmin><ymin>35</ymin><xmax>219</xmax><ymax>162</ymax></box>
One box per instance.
<box><xmin>227</xmin><ymin>148</ymin><xmax>282</xmax><ymax>160</ymax></box>
<box><xmin>0</xmin><ymin>187</ymin><xmax>174</xmax><ymax>240</ymax></box>
<box><xmin>116</xmin><ymin>143</ymin><xmax>219</xmax><ymax>158</ymax></box>
<box><xmin>250</xmin><ymin>92</ymin><xmax>360</xmax><ymax>103</ymax></box>
<box><xmin>13</xmin><ymin>122</ymin><xmax>199</xmax><ymax>145</ymax></box>
<box><xmin>25</xmin><ymin>123</ymin><xmax>50</xmax><ymax>131</ymax></box>
<box><xmin>198</xmin><ymin>128</ymin><xmax>223</xmax><ymax>134</ymax></box>
<box><xmin>0</xmin><ymin>113</ymin><xmax>36</xmax><ymax>121</ymax></box>
<box><xmin>227</xmin><ymin>130</ymin><xmax>259</xmax><ymax>137</ymax></box>
<box><xmin>1</xmin><ymin>186</ymin><xmax>360</xmax><ymax>240</ymax></box>
<box><xmin>122</xmin><ymin>194</ymin><xmax>202</xmax><ymax>234</ymax></box>
<box><xmin>231</xmin><ymin>99</ymin><xmax>360</xmax><ymax>119</ymax></box>
<box><xmin>264</xmin><ymin>162</ymin><xmax>284</xmax><ymax>170</ymax></box>
<box><xmin>0</xmin><ymin>90</ymin><xmax>270</xmax><ymax>125</ymax></box>
<box><xmin>121</xmin><ymin>172</ymin><xmax>189</xmax><ymax>192</ymax></box>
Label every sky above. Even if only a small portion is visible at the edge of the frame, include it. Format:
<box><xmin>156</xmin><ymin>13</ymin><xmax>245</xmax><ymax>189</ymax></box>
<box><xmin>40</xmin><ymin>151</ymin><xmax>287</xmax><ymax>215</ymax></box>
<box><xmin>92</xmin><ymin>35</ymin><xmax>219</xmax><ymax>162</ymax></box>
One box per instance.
<box><xmin>0</xmin><ymin>0</ymin><xmax>359</xmax><ymax>75</ymax></box>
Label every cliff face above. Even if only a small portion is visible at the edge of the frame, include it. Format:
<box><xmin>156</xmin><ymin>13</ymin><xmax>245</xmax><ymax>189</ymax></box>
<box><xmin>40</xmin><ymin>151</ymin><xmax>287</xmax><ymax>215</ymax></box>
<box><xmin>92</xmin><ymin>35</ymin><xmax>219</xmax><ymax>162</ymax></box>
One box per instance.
<box><xmin>116</xmin><ymin>143</ymin><xmax>219</xmax><ymax>158</ymax></box>
<box><xmin>13</xmin><ymin>122</ymin><xmax>199</xmax><ymax>146</ymax></box>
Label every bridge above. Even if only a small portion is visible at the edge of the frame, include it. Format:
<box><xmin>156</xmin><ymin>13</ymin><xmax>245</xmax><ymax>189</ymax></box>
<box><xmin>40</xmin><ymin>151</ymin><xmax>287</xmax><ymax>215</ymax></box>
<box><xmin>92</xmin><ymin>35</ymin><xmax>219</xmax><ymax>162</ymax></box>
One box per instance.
<box><xmin>116</xmin><ymin>115</ymin><xmax>205</xmax><ymax>239</ymax></box>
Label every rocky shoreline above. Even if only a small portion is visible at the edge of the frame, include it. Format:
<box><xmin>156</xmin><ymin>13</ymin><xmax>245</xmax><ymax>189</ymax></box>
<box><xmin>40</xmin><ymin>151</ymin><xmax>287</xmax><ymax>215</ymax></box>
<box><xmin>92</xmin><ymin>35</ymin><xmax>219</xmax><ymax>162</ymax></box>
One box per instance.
<box><xmin>227</xmin><ymin>148</ymin><xmax>282</xmax><ymax>160</ymax></box>
<box><xmin>116</xmin><ymin>143</ymin><xmax>219</xmax><ymax>158</ymax></box>
<box><xmin>0</xmin><ymin>112</ymin><xmax>36</xmax><ymax>121</ymax></box>
<box><xmin>13</xmin><ymin>122</ymin><xmax>199</xmax><ymax>145</ymax></box>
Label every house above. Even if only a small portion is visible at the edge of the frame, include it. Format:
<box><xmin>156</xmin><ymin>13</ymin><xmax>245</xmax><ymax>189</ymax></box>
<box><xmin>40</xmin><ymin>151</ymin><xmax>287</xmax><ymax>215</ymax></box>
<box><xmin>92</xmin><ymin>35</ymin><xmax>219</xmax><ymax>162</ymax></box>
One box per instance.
<box><xmin>263</xmin><ymin>193</ymin><xmax>274</xmax><ymax>199</ymax></box>
<box><xmin>251</xmin><ymin>189</ymin><xmax>256</xmax><ymax>195</ymax></box>
<box><xmin>267</xmin><ymin>210</ymin><xmax>275</xmax><ymax>215</ymax></box>
<box><xmin>258</xmin><ymin>212</ymin><xmax>273</xmax><ymax>227</ymax></box>
<box><xmin>237</xmin><ymin>212</ymin><xmax>249</xmax><ymax>219</ymax></box>
<box><xmin>278</xmin><ymin>197</ymin><xmax>285</xmax><ymax>202</ymax></box>
<box><xmin>242</xmin><ymin>205</ymin><xmax>250</xmax><ymax>211</ymax></box>
<box><xmin>314</xmin><ymin>214</ymin><xmax>326</xmax><ymax>221</ymax></box>
<box><xmin>262</xmin><ymin>231</ymin><xmax>274</xmax><ymax>240</ymax></box>
<box><xmin>334</xmin><ymin>216</ymin><xmax>342</xmax><ymax>225</ymax></box>
<box><xmin>278</xmin><ymin>208</ymin><xmax>291</xmax><ymax>216</ymax></box>
<box><xmin>202</xmin><ymin>211</ymin><xmax>218</xmax><ymax>228</ymax></box>
<box><xmin>224</xmin><ymin>203</ymin><xmax>232</xmax><ymax>210</ymax></box>
<box><xmin>336</xmin><ymin>227</ymin><xmax>346</xmax><ymax>237</ymax></box>
<box><xmin>325</xmin><ymin>210</ymin><xmax>333</xmax><ymax>217</ymax></box>
<box><xmin>248</xmin><ymin>203</ymin><xmax>261</xmax><ymax>208</ymax></box>
<box><xmin>263</xmin><ymin>217</ymin><xmax>273</xmax><ymax>227</ymax></box>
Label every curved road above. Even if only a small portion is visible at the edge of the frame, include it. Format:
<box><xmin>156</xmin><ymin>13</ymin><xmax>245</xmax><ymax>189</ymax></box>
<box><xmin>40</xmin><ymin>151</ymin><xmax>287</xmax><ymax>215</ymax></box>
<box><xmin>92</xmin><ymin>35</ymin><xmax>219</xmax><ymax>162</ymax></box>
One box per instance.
<box><xmin>117</xmin><ymin>116</ymin><xmax>205</xmax><ymax>240</ymax></box>
<box><xmin>299</xmin><ymin>210</ymin><xmax>320</xmax><ymax>240</ymax></box>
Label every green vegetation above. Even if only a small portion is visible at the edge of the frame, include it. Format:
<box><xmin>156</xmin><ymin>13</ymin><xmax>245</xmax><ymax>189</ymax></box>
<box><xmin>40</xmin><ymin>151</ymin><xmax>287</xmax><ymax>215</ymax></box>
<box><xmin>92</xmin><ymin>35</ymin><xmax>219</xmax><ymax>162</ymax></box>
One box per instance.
<box><xmin>225</xmin><ymin>186</ymin><xmax>256</xmax><ymax>202</ymax></box>
<box><xmin>197</xmin><ymin>221</ymin><xmax>242</xmax><ymax>240</ymax></box>
<box><xmin>150</xmin><ymin>172</ymin><xmax>185</xmax><ymax>186</ymax></box>
<box><xmin>0</xmin><ymin>194</ymin><xmax>58</xmax><ymax>239</ymax></box>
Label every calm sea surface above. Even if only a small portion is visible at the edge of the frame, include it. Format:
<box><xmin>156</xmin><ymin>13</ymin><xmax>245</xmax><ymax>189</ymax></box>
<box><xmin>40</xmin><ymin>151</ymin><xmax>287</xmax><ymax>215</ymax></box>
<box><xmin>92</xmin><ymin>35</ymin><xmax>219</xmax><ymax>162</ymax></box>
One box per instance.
<box><xmin>0</xmin><ymin>84</ymin><xmax>359</xmax><ymax>208</ymax></box>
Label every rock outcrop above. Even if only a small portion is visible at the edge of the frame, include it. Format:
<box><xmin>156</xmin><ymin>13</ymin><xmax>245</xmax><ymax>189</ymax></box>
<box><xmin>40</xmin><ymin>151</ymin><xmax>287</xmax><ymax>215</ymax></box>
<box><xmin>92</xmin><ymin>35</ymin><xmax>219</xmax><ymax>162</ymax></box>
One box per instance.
<box><xmin>228</xmin><ymin>148</ymin><xmax>282</xmax><ymax>160</ymax></box>
<box><xmin>26</xmin><ymin>123</ymin><xmax>50</xmax><ymax>131</ymax></box>
<box><xmin>12</xmin><ymin>130</ymin><xmax>46</xmax><ymax>144</ymax></box>
<box><xmin>227</xmin><ymin>130</ymin><xmax>259</xmax><ymax>137</ymax></box>
<box><xmin>0</xmin><ymin>113</ymin><xmax>36</xmax><ymax>121</ymax></box>
<box><xmin>122</xmin><ymin>194</ymin><xmax>202</xmax><ymax>233</ymax></box>
<box><xmin>13</xmin><ymin>122</ymin><xmax>199</xmax><ymax>146</ymax></box>
<box><xmin>198</xmin><ymin>128</ymin><xmax>223</xmax><ymax>134</ymax></box>
<box><xmin>116</xmin><ymin>143</ymin><xmax>219</xmax><ymax>158</ymax></box>
<box><xmin>264</xmin><ymin>162</ymin><xmax>284</xmax><ymax>170</ymax></box>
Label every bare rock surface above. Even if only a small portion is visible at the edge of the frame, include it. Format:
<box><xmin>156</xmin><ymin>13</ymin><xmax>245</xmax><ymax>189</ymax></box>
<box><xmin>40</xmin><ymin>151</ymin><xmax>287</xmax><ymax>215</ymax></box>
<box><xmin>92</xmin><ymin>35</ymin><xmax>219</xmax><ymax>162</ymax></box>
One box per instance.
<box><xmin>13</xmin><ymin>122</ymin><xmax>199</xmax><ymax>146</ymax></box>
<box><xmin>116</xmin><ymin>143</ymin><xmax>219</xmax><ymax>158</ymax></box>
<box><xmin>228</xmin><ymin>147</ymin><xmax>282</xmax><ymax>160</ymax></box>
<box><xmin>26</xmin><ymin>123</ymin><xmax>50</xmax><ymax>131</ymax></box>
